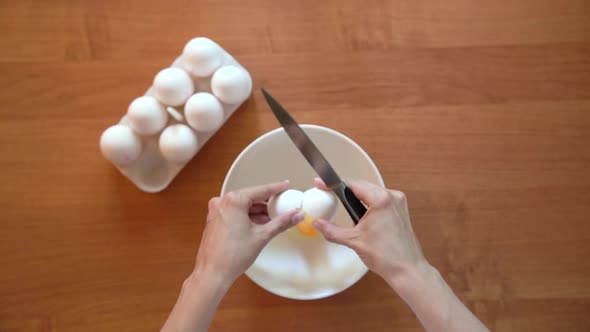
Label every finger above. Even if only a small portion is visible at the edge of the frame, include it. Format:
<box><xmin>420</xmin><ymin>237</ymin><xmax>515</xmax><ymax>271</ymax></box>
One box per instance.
<box><xmin>389</xmin><ymin>190</ymin><xmax>407</xmax><ymax>207</ymax></box>
<box><xmin>239</xmin><ymin>180</ymin><xmax>290</xmax><ymax>206</ymax></box>
<box><xmin>250</xmin><ymin>213</ymin><xmax>271</xmax><ymax>225</ymax></box>
<box><xmin>346</xmin><ymin>180</ymin><xmax>388</xmax><ymax>206</ymax></box>
<box><xmin>206</xmin><ymin>197</ymin><xmax>221</xmax><ymax>223</ymax></box>
<box><xmin>208</xmin><ymin>197</ymin><xmax>221</xmax><ymax>210</ymax></box>
<box><xmin>260</xmin><ymin>210</ymin><xmax>304</xmax><ymax>239</ymax></box>
<box><xmin>313</xmin><ymin>219</ymin><xmax>359</xmax><ymax>247</ymax></box>
<box><xmin>313</xmin><ymin>177</ymin><xmax>330</xmax><ymax>191</ymax></box>
<box><xmin>249</xmin><ymin>203</ymin><xmax>267</xmax><ymax>215</ymax></box>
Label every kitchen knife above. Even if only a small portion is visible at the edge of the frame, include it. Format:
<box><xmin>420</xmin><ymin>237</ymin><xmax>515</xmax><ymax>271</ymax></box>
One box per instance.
<box><xmin>261</xmin><ymin>88</ymin><xmax>367</xmax><ymax>224</ymax></box>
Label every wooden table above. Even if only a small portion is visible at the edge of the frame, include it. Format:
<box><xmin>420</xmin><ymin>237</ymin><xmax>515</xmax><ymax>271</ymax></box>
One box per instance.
<box><xmin>1</xmin><ymin>1</ymin><xmax>589</xmax><ymax>331</ymax></box>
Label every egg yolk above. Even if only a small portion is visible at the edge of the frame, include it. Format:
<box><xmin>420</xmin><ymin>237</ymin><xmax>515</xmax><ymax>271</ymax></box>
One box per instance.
<box><xmin>296</xmin><ymin>214</ymin><xmax>319</xmax><ymax>237</ymax></box>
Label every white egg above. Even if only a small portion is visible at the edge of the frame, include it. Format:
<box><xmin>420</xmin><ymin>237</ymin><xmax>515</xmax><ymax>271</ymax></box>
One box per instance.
<box><xmin>152</xmin><ymin>68</ymin><xmax>194</xmax><ymax>106</ymax></box>
<box><xmin>211</xmin><ymin>65</ymin><xmax>252</xmax><ymax>104</ymax></box>
<box><xmin>267</xmin><ymin>189</ymin><xmax>304</xmax><ymax>219</ymax></box>
<box><xmin>301</xmin><ymin>188</ymin><xmax>338</xmax><ymax>220</ymax></box>
<box><xmin>184</xmin><ymin>92</ymin><xmax>225</xmax><ymax>132</ymax></box>
<box><xmin>100</xmin><ymin>125</ymin><xmax>142</xmax><ymax>166</ymax></box>
<box><xmin>182</xmin><ymin>37</ymin><xmax>222</xmax><ymax>77</ymax></box>
<box><xmin>159</xmin><ymin>124</ymin><xmax>198</xmax><ymax>163</ymax></box>
<box><xmin>267</xmin><ymin>187</ymin><xmax>338</xmax><ymax>221</ymax></box>
<box><xmin>127</xmin><ymin>96</ymin><xmax>168</xmax><ymax>135</ymax></box>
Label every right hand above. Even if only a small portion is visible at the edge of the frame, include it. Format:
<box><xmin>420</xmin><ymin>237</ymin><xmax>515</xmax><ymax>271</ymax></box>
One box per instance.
<box><xmin>312</xmin><ymin>179</ymin><xmax>428</xmax><ymax>285</ymax></box>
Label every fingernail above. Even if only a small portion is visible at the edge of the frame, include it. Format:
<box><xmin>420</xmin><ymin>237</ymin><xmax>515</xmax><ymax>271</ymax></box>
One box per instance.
<box><xmin>312</xmin><ymin>220</ymin><xmax>322</xmax><ymax>230</ymax></box>
<box><xmin>292</xmin><ymin>211</ymin><xmax>305</xmax><ymax>223</ymax></box>
<box><xmin>311</xmin><ymin>219</ymin><xmax>323</xmax><ymax>231</ymax></box>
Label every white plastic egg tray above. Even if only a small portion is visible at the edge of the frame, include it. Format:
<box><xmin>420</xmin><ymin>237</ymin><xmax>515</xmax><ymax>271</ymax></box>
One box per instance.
<box><xmin>100</xmin><ymin>37</ymin><xmax>252</xmax><ymax>193</ymax></box>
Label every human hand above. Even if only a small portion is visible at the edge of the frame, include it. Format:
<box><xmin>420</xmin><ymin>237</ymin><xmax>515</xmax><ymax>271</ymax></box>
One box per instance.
<box><xmin>312</xmin><ymin>179</ymin><xmax>428</xmax><ymax>287</ymax></box>
<box><xmin>195</xmin><ymin>181</ymin><xmax>305</xmax><ymax>284</ymax></box>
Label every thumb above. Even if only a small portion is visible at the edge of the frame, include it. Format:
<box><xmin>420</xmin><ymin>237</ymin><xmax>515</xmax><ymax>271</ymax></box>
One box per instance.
<box><xmin>261</xmin><ymin>210</ymin><xmax>305</xmax><ymax>239</ymax></box>
<box><xmin>313</xmin><ymin>219</ymin><xmax>359</xmax><ymax>247</ymax></box>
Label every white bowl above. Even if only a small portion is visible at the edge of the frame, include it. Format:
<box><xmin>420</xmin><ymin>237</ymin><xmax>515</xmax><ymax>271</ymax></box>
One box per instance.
<box><xmin>221</xmin><ymin>125</ymin><xmax>384</xmax><ymax>300</ymax></box>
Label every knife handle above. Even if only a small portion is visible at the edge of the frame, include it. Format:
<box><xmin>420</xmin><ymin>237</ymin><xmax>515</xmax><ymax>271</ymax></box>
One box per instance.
<box><xmin>335</xmin><ymin>183</ymin><xmax>367</xmax><ymax>225</ymax></box>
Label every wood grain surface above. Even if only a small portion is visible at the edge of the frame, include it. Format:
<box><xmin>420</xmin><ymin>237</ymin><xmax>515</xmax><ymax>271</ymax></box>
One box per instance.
<box><xmin>1</xmin><ymin>0</ymin><xmax>589</xmax><ymax>331</ymax></box>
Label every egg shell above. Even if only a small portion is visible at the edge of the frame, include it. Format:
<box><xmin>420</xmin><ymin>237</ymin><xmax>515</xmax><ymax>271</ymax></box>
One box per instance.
<box><xmin>158</xmin><ymin>124</ymin><xmax>198</xmax><ymax>164</ymax></box>
<box><xmin>182</xmin><ymin>37</ymin><xmax>222</xmax><ymax>77</ymax></box>
<box><xmin>152</xmin><ymin>68</ymin><xmax>194</xmax><ymax>106</ymax></box>
<box><xmin>127</xmin><ymin>96</ymin><xmax>168</xmax><ymax>135</ymax></box>
<box><xmin>184</xmin><ymin>92</ymin><xmax>225</xmax><ymax>132</ymax></box>
<box><xmin>301</xmin><ymin>188</ymin><xmax>338</xmax><ymax>221</ymax></box>
<box><xmin>267</xmin><ymin>189</ymin><xmax>303</xmax><ymax>219</ymax></box>
<box><xmin>100</xmin><ymin>125</ymin><xmax>142</xmax><ymax>166</ymax></box>
<box><xmin>211</xmin><ymin>65</ymin><xmax>252</xmax><ymax>104</ymax></box>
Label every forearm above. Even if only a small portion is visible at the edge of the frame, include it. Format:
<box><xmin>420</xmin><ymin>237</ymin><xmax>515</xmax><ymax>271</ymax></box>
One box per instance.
<box><xmin>161</xmin><ymin>269</ymin><xmax>232</xmax><ymax>332</ymax></box>
<box><xmin>388</xmin><ymin>262</ymin><xmax>489</xmax><ymax>332</ymax></box>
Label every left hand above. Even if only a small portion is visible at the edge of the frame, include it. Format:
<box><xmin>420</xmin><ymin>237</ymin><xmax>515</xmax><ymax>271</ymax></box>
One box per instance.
<box><xmin>195</xmin><ymin>181</ymin><xmax>304</xmax><ymax>283</ymax></box>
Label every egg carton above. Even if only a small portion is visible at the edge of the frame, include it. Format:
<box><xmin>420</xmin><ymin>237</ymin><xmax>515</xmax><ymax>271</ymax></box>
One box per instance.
<box><xmin>100</xmin><ymin>37</ymin><xmax>252</xmax><ymax>193</ymax></box>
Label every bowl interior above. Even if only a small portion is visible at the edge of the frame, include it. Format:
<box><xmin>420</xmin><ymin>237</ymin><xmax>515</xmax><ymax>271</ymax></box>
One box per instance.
<box><xmin>221</xmin><ymin>125</ymin><xmax>384</xmax><ymax>300</ymax></box>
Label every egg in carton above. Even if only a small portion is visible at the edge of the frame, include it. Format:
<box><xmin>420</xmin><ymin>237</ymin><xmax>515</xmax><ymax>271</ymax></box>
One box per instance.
<box><xmin>100</xmin><ymin>37</ymin><xmax>252</xmax><ymax>193</ymax></box>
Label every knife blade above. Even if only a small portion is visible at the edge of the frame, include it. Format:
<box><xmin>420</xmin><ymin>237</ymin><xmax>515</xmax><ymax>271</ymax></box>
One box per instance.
<box><xmin>261</xmin><ymin>88</ymin><xmax>367</xmax><ymax>224</ymax></box>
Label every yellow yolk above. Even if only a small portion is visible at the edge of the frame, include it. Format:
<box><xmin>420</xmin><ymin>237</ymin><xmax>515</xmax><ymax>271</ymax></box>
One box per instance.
<box><xmin>296</xmin><ymin>214</ymin><xmax>319</xmax><ymax>237</ymax></box>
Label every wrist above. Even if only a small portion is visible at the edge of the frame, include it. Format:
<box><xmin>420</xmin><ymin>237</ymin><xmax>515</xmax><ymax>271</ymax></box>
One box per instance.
<box><xmin>386</xmin><ymin>259</ymin><xmax>437</xmax><ymax>298</ymax></box>
<box><xmin>184</xmin><ymin>267</ymin><xmax>233</xmax><ymax>298</ymax></box>
<box><xmin>165</xmin><ymin>268</ymin><xmax>234</xmax><ymax>332</ymax></box>
<box><xmin>193</xmin><ymin>258</ymin><xmax>238</xmax><ymax>288</ymax></box>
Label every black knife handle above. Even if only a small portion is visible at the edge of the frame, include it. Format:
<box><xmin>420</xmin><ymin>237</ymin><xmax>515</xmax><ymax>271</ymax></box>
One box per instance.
<box><xmin>334</xmin><ymin>183</ymin><xmax>367</xmax><ymax>225</ymax></box>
